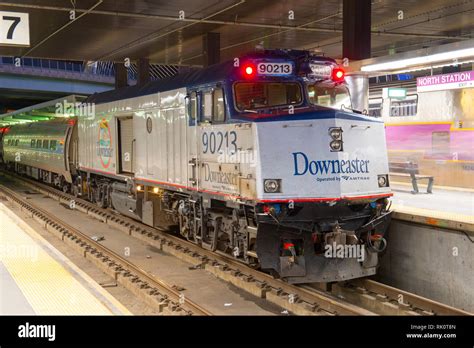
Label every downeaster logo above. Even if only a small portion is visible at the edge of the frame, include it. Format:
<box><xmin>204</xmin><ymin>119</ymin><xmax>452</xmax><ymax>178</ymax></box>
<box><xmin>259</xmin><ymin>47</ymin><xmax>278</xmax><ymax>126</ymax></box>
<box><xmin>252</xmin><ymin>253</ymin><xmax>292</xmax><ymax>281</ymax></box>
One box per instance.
<box><xmin>292</xmin><ymin>152</ymin><xmax>370</xmax><ymax>176</ymax></box>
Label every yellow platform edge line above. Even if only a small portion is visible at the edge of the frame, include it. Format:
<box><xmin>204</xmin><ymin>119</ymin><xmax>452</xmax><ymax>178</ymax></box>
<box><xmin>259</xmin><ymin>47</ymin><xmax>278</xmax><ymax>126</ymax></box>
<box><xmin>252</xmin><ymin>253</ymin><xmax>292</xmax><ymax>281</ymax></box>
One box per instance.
<box><xmin>0</xmin><ymin>203</ymin><xmax>132</xmax><ymax>315</ymax></box>
<box><xmin>391</xmin><ymin>181</ymin><xmax>474</xmax><ymax>193</ymax></box>
<box><xmin>391</xmin><ymin>203</ymin><xmax>474</xmax><ymax>234</ymax></box>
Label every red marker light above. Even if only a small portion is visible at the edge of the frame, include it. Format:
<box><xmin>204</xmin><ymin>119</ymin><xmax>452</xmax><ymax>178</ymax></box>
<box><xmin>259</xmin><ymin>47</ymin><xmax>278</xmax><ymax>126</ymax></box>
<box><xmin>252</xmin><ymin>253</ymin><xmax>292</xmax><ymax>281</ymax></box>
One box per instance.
<box><xmin>242</xmin><ymin>64</ymin><xmax>256</xmax><ymax>78</ymax></box>
<box><xmin>332</xmin><ymin>68</ymin><xmax>345</xmax><ymax>82</ymax></box>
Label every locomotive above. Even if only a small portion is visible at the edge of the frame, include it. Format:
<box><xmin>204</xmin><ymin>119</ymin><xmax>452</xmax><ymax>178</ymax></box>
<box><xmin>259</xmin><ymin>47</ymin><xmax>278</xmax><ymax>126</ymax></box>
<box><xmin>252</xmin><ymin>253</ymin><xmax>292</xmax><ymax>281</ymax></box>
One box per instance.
<box><xmin>1</xmin><ymin>49</ymin><xmax>392</xmax><ymax>284</ymax></box>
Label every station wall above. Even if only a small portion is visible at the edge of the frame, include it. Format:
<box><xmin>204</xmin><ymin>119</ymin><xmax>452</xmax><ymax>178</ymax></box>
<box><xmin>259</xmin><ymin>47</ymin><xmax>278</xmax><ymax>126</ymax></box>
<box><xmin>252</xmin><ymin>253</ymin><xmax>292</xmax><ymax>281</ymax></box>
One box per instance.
<box><xmin>378</xmin><ymin>220</ymin><xmax>473</xmax><ymax>312</ymax></box>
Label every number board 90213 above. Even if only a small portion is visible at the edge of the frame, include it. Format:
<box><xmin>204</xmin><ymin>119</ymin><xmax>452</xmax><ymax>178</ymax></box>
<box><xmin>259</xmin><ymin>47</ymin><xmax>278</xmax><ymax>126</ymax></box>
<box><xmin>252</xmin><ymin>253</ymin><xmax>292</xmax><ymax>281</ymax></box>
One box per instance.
<box><xmin>257</xmin><ymin>62</ymin><xmax>293</xmax><ymax>76</ymax></box>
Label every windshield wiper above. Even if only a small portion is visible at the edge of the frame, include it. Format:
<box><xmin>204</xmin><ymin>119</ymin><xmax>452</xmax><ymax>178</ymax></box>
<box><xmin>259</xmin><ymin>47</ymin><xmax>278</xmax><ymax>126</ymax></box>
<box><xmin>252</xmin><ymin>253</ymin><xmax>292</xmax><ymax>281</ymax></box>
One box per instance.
<box><xmin>340</xmin><ymin>104</ymin><xmax>362</xmax><ymax>114</ymax></box>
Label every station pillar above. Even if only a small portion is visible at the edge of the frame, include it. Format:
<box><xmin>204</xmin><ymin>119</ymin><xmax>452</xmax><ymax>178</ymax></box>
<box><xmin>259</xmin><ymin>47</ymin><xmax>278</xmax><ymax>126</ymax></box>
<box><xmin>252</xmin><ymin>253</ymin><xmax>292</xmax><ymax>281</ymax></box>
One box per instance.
<box><xmin>115</xmin><ymin>62</ymin><xmax>128</xmax><ymax>89</ymax></box>
<box><xmin>203</xmin><ymin>32</ymin><xmax>220</xmax><ymax>67</ymax></box>
<box><xmin>137</xmin><ymin>58</ymin><xmax>150</xmax><ymax>86</ymax></box>
<box><xmin>343</xmin><ymin>0</ymin><xmax>371</xmax><ymax>61</ymax></box>
<box><xmin>343</xmin><ymin>0</ymin><xmax>372</xmax><ymax>113</ymax></box>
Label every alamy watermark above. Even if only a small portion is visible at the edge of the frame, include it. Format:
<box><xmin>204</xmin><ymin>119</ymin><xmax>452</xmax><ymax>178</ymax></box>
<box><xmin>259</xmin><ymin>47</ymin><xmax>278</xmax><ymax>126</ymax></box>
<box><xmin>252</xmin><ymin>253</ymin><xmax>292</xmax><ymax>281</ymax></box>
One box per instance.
<box><xmin>324</xmin><ymin>242</ymin><xmax>366</xmax><ymax>262</ymax></box>
<box><xmin>55</xmin><ymin>100</ymin><xmax>95</xmax><ymax>118</ymax></box>
<box><xmin>0</xmin><ymin>243</ymin><xmax>39</xmax><ymax>262</ymax></box>
<box><xmin>217</xmin><ymin>149</ymin><xmax>258</xmax><ymax>167</ymax></box>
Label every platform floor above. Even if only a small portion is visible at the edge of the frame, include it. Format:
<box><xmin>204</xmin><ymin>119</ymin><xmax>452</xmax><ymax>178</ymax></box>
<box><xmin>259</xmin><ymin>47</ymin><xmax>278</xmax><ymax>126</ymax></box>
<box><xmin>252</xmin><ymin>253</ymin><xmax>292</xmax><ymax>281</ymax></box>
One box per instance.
<box><xmin>390</xmin><ymin>182</ymin><xmax>474</xmax><ymax>221</ymax></box>
<box><xmin>0</xmin><ymin>203</ymin><xmax>130</xmax><ymax>315</ymax></box>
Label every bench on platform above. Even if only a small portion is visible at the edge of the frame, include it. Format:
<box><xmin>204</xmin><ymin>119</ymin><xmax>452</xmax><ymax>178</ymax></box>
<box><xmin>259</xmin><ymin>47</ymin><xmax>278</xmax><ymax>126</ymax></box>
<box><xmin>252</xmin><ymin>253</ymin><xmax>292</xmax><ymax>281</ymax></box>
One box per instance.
<box><xmin>389</xmin><ymin>161</ymin><xmax>434</xmax><ymax>194</ymax></box>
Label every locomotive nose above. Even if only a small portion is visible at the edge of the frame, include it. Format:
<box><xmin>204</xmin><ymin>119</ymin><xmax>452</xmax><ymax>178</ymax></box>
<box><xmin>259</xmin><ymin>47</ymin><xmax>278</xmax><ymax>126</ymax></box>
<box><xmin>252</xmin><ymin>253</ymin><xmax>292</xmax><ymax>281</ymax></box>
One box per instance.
<box><xmin>256</xmin><ymin>110</ymin><xmax>390</xmax><ymax>201</ymax></box>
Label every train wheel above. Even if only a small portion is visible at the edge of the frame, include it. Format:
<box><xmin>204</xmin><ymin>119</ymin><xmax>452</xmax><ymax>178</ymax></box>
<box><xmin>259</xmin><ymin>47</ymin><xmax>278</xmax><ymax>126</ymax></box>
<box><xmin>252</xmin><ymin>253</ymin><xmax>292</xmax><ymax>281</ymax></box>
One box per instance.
<box><xmin>93</xmin><ymin>186</ymin><xmax>108</xmax><ymax>209</ymax></box>
<box><xmin>72</xmin><ymin>184</ymin><xmax>79</xmax><ymax>198</ymax></box>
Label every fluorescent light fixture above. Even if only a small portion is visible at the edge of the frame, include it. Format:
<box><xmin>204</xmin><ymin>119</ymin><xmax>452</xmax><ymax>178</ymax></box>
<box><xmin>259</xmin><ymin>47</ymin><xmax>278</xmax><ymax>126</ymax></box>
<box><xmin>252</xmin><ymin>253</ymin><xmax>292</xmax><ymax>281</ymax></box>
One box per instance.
<box><xmin>361</xmin><ymin>48</ymin><xmax>474</xmax><ymax>72</ymax></box>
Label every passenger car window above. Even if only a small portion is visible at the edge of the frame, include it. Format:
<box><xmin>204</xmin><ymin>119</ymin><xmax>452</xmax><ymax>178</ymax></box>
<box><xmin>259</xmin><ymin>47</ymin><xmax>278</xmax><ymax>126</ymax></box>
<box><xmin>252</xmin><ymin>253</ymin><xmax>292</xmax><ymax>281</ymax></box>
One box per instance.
<box><xmin>15</xmin><ymin>139</ymin><xmax>19</xmax><ymax>146</ymax></box>
<box><xmin>50</xmin><ymin>140</ymin><xmax>57</xmax><ymax>151</ymax></box>
<box><xmin>43</xmin><ymin>140</ymin><xmax>49</xmax><ymax>149</ymax></box>
<box><xmin>432</xmin><ymin>132</ymin><xmax>450</xmax><ymax>155</ymax></box>
<box><xmin>36</xmin><ymin>140</ymin><xmax>42</xmax><ymax>148</ymax></box>
<box><xmin>31</xmin><ymin>139</ymin><xmax>36</xmax><ymax>147</ymax></box>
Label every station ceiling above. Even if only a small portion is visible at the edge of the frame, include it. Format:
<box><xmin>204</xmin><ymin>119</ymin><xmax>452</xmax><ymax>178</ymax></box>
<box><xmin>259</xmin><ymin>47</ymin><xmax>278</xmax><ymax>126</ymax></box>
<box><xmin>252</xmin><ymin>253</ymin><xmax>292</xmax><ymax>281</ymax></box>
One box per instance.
<box><xmin>0</xmin><ymin>0</ymin><xmax>472</xmax><ymax>66</ymax></box>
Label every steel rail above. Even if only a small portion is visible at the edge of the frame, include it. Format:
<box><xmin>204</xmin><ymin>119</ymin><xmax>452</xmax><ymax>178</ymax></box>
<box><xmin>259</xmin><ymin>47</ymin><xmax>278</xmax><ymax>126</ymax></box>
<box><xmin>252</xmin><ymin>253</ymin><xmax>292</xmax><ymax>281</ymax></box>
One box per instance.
<box><xmin>0</xmin><ymin>171</ymin><xmax>369</xmax><ymax>315</ymax></box>
<box><xmin>349</xmin><ymin>279</ymin><xmax>472</xmax><ymax>316</ymax></box>
<box><xmin>5</xmin><ymin>171</ymin><xmax>471</xmax><ymax>316</ymax></box>
<box><xmin>0</xmin><ymin>182</ymin><xmax>211</xmax><ymax>316</ymax></box>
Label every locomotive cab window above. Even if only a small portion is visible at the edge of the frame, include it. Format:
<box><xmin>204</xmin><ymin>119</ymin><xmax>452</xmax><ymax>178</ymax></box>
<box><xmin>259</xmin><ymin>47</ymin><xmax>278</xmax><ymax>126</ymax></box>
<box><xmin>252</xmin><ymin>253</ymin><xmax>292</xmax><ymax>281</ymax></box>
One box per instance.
<box><xmin>188</xmin><ymin>91</ymin><xmax>197</xmax><ymax>120</ymax></box>
<box><xmin>201</xmin><ymin>88</ymin><xmax>226</xmax><ymax>123</ymax></box>
<box><xmin>234</xmin><ymin>82</ymin><xmax>302</xmax><ymax>111</ymax></box>
<box><xmin>307</xmin><ymin>82</ymin><xmax>352</xmax><ymax>110</ymax></box>
<box><xmin>202</xmin><ymin>91</ymin><xmax>213</xmax><ymax>122</ymax></box>
<box><xmin>213</xmin><ymin>88</ymin><xmax>225</xmax><ymax>122</ymax></box>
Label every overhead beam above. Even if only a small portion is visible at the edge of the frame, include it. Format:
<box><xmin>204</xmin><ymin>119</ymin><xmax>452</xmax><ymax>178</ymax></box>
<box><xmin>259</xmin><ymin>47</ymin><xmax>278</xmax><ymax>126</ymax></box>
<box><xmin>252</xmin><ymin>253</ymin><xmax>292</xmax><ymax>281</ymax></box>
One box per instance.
<box><xmin>0</xmin><ymin>2</ymin><xmax>469</xmax><ymax>42</ymax></box>
<box><xmin>21</xmin><ymin>0</ymin><xmax>103</xmax><ymax>57</ymax></box>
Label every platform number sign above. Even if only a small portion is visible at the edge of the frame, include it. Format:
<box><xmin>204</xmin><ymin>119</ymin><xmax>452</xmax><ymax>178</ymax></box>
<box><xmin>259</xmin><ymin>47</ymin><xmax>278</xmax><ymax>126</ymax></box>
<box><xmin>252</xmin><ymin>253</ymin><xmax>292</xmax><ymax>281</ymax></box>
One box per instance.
<box><xmin>0</xmin><ymin>11</ymin><xmax>30</xmax><ymax>47</ymax></box>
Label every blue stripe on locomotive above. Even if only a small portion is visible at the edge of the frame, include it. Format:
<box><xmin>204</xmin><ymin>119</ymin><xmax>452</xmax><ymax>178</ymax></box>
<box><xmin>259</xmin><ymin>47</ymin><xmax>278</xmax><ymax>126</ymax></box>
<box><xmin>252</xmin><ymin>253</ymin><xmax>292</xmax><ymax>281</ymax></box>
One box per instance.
<box><xmin>85</xmin><ymin>50</ymin><xmax>382</xmax><ymax>125</ymax></box>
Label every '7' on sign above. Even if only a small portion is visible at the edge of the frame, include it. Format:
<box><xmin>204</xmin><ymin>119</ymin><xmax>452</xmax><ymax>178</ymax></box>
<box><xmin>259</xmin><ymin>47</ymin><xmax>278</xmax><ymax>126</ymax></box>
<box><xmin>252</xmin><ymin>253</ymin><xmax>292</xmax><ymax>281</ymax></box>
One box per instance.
<box><xmin>0</xmin><ymin>11</ymin><xmax>30</xmax><ymax>47</ymax></box>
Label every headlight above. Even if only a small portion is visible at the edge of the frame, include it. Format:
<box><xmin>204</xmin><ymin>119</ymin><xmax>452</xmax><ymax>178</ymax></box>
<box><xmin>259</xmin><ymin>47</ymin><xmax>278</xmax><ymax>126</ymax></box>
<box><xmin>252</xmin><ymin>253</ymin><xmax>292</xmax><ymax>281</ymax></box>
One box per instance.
<box><xmin>264</xmin><ymin>179</ymin><xmax>281</xmax><ymax>193</ymax></box>
<box><xmin>330</xmin><ymin>140</ymin><xmax>343</xmax><ymax>152</ymax></box>
<box><xmin>329</xmin><ymin>127</ymin><xmax>343</xmax><ymax>140</ymax></box>
<box><xmin>378</xmin><ymin>174</ymin><xmax>389</xmax><ymax>188</ymax></box>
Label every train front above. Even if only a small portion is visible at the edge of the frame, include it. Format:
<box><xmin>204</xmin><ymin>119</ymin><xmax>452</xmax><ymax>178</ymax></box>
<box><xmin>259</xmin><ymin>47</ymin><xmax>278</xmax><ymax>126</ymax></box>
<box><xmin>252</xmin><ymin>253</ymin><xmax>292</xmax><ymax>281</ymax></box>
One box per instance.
<box><xmin>235</xmin><ymin>52</ymin><xmax>393</xmax><ymax>283</ymax></box>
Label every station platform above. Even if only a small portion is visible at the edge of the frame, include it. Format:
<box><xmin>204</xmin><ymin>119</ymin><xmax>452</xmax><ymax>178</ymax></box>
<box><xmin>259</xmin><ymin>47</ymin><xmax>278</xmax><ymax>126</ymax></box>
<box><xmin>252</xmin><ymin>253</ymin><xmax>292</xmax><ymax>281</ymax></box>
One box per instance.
<box><xmin>390</xmin><ymin>182</ymin><xmax>474</xmax><ymax>224</ymax></box>
<box><xmin>0</xmin><ymin>203</ymin><xmax>130</xmax><ymax>315</ymax></box>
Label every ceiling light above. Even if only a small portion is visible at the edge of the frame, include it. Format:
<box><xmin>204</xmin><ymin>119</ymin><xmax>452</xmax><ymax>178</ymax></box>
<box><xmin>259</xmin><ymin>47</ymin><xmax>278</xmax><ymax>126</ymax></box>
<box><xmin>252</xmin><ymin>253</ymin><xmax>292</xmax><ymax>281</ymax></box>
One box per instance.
<box><xmin>361</xmin><ymin>48</ymin><xmax>474</xmax><ymax>72</ymax></box>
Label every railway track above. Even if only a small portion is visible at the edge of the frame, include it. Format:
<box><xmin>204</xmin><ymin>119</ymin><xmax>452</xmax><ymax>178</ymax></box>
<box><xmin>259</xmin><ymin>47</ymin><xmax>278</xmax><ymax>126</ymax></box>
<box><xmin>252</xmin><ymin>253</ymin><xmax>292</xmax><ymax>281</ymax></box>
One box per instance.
<box><xmin>0</xmin><ymin>183</ymin><xmax>211</xmax><ymax>316</ymax></box>
<box><xmin>335</xmin><ymin>279</ymin><xmax>472</xmax><ymax>316</ymax></box>
<box><xmin>304</xmin><ymin>279</ymin><xmax>472</xmax><ymax>316</ymax></box>
<box><xmin>1</xmin><ymin>170</ymin><xmax>470</xmax><ymax>316</ymax></box>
